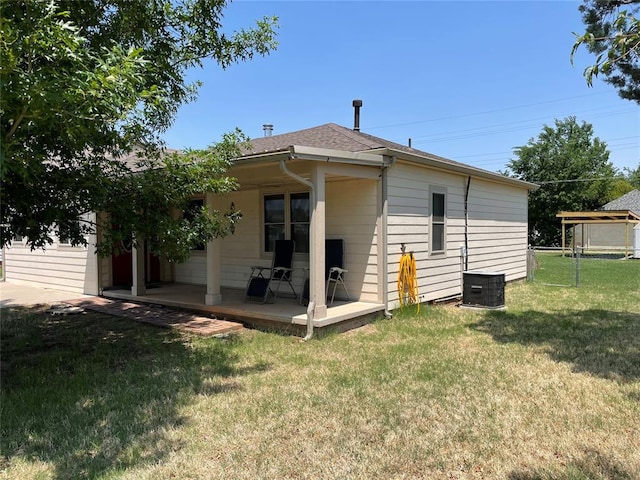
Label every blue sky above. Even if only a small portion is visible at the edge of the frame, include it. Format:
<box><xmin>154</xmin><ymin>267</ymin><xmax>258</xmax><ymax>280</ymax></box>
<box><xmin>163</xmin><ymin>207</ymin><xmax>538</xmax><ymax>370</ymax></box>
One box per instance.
<box><xmin>163</xmin><ymin>0</ymin><xmax>639</xmax><ymax>175</ymax></box>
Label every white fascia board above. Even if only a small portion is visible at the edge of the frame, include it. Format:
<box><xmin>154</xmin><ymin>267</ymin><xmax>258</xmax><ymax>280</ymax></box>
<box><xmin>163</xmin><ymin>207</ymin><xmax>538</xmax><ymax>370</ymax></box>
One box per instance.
<box><xmin>233</xmin><ymin>149</ymin><xmax>290</xmax><ymax>166</ymax></box>
<box><xmin>372</xmin><ymin>147</ymin><xmax>539</xmax><ymax>191</ymax></box>
<box><xmin>288</xmin><ymin>145</ymin><xmax>389</xmax><ymax>167</ymax></box>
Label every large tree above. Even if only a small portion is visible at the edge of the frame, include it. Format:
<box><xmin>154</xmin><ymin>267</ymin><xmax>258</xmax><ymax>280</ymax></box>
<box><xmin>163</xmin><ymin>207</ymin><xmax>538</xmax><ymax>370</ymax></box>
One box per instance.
<box><xmin>0</xmin><ymin>0</ymin><xmax>278</xmax><ymax>258</ymax></box>
<box><xmin>624</xmin><ymin>163</ymin><xmax>640</xmax><ymax>187</ymax></box>
<box><xmin>572</xmin><ymin>0</ymin><xmax>640</xmax><ymax>103</ymax></box>
<box><xmin>506</xmin><ymin>117</ymin><xmax>616</xmax><ymax>247</ymax></box>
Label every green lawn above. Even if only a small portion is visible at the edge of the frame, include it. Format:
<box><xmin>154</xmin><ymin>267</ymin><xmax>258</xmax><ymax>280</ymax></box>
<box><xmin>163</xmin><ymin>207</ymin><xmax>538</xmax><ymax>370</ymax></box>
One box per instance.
<box><xmin>1</xmin><ymin>257</ymin><xmax>639</xmax><ymax>479</ymax></box>
<box><xmin>530</xmin><ymin>251</ymin><xmax>639</xmax><ymax>289</ymax></box>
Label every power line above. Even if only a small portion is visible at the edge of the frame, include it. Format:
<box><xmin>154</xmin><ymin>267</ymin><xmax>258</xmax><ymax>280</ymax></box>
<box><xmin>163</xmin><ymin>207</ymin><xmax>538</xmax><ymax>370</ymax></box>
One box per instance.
<box><xmin>366</xmin><ymin>91</ymin><xmax>612</xmax><ymax>131</ymax></box>
<box><xmin>534</xmin><ymin>176</ymin><xmax>627</xmax><ymax>185</ymax></box>
<box><xmin>457</xmin><ymin>139</ymin><xmax>639</xmax><ymax>163</ymax></box>
<box><xmin>414</xmin><ymin>104</ymin><xmax>631</xmax><ymax>141</ymax></box>
<box><xmin>399</xmin><ymin>108</ymin><xmax>635</xmax><ymax>145</ymax></box>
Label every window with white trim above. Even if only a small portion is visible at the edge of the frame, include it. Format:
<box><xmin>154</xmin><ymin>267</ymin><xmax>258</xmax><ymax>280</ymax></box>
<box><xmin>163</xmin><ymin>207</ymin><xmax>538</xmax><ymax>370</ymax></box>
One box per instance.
<box><xmin>263</xmin><ymin>192</ymin><xmax>309</xmax><ymax>253</ymax></box>
<box><xmin>58</xmin><ymin>221</ymin><xmax>81</xmax><ymax>246</ymax></box>
<box><xmin>430</xmin><ymin>190</ymin><xmax>446</xmax><ymax>253</ymax></box>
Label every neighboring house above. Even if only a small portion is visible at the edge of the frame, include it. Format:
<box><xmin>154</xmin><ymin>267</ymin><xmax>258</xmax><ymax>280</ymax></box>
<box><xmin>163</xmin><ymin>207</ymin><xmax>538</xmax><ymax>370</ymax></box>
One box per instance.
<box><xmin>568</xmin><ymin>189</ymin><xmax>640</xmax><ymax>253</ymax></box>
<box><xmin>4</xmin><ymin>117</ymin><xmax>538</xmax><ymax>329</ymax></box>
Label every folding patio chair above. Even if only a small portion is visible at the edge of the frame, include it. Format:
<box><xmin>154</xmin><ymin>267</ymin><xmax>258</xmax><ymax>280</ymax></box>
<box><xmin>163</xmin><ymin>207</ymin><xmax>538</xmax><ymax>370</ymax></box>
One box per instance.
<box><xmin>325</xmin><ymin>239</ymin><xmax>349</xmax><ymax>305</ymax></box>
<box><xmin>245</xmin><ymin>240</ymin><xmax>296</xmax><ymax>303</ymax></box>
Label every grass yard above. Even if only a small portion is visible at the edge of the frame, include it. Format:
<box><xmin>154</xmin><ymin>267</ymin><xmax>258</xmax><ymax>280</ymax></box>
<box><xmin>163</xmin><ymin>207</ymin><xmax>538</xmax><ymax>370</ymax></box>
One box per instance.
<box><xmin>1</xmin><ymin>256</ymin><xmax>639</xmax><ymax>479</ymax></box>
<box><xmin>531</xmin><ymin>251</ymin><xmax>638</xmax><ymax>288</ymax></box>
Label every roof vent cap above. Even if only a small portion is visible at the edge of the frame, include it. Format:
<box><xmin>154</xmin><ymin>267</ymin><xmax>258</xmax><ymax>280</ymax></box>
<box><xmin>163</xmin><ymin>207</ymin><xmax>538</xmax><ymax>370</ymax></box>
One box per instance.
<box><xmin>352</xmin><ymin>100</ymin><xmax>362</xmax><ymax>131</ymax></box>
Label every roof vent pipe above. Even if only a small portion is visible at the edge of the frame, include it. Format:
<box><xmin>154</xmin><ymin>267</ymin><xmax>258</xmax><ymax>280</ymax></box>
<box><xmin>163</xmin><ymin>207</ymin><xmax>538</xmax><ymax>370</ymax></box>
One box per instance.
<box><xmin>352</xmin><ymin>99</ymin><xmax>362</xmax><ymax>131</ymax></box>
<box><xmin>408</xmin><ymin>138</ymin><xmax>412</xmax><ymax>148</ymax></box>
<box><xmin>263</xmin><ymin>124</ymin><xmax>273</xmax><ymax>137</ymax></box>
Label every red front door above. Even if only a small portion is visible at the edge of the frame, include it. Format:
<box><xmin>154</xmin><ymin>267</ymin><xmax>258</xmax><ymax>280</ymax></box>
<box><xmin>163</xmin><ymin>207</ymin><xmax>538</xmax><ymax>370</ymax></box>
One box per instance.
<box><xmin>111</xmin><ymin>248</ymin><xmax>161</xmax><ymax>287</ymax></box>
<box><xmin>112</xmin><ymin>251</ymin><xmax>133</xmax><ymax>287</ymax></box>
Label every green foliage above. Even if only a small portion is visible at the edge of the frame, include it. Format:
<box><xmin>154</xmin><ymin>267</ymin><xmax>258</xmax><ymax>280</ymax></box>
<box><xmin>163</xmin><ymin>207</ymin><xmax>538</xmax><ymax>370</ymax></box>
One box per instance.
<box><xmin>506</xmin><ymin>117</ymin><xmax>616</xmax><ymax>246</ymax></box>
<box><xmin>624</xmin><ymin>163</ymin><xmax>640</xmax><ymax>187</ymax></box>
<box><xmin>98</xmin><ymin>130</ymin><xmax>247</xmax><ymax>263</ymax></box>
<box><xmin>0</xmin><ymin>0</ymin><xmax>278</xmax><ymax>255</ymax></box>
<box><xmin>607</xmin><ymin>178</ymin><xmax>635</xmax><ymax>200</ymax></box>
<box><xmin>571</xmin><ymin>0</ymin><xmax>640</xmax><ymax>103</ymax></box>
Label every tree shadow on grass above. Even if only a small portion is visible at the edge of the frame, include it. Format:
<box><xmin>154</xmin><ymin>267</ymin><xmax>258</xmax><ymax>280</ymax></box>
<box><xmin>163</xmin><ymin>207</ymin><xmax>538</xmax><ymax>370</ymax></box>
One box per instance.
<box><xmin>508</xmin><ymin>448</ymin><xmax>637</xmax><ymax>479</ymax></box>
<box><xmin>472</xmin><ymin>308</ymin><xmax>640</xmax><ymax>383</ymax></box>
<box><xmin>0</xmin><ymin>306</ymin><xmax>270</xmax><ymax>479</ymax></box>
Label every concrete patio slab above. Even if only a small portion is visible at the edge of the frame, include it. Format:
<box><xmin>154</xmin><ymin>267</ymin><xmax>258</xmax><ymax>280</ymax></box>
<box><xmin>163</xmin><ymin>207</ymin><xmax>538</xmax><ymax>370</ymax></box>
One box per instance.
<box><xmin>0</xmin><ymin>281</ymin><xmax>90</xmax><ymax>308</ymax></box>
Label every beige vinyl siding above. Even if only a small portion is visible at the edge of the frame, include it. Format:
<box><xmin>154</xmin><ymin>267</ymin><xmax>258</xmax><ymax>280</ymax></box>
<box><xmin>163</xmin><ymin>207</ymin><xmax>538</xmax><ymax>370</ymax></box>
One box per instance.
<box><xmin>218</xmin><ymin>190</ymin><xmax>273</xmax><ymax>290</ymax></box>
<box><xmin>174</xmin><ymin>190</ymin><xmax>264</xmax><ymax>288</ymax></box>
<box><xmin>387</xmin><ymin>162</ymin><xmax>464</xmax><ymax>306</ymax></box>
<box><xmin>197</xmin><ymin>178</ymin><xmax>379</xmax><ymax>302</ymax></box>
<box><xmin>4</xmin><ymin>241</ymin><xmax>94</xmax><ymax>294</ymax></box>
<box><xmin>465</xmin><ymin>179</ymin><xmax>528</xmax><ymax>281</ymax></box>
<box><xmin>218</xmin><ymin>189</ymin><xmax>308</xmax><ymax>292</ymax></box>
<box><xmin>386</xmin><ymin>161</ymin><xmax>529</xmax><ymax>308</ymax></box>
<box><xmin>174</xmin><ymin>251</ymin><xmax>207</xmax><ymax>285</ymax></box>
<box><xmin>326</xmin><ymin>178</ymin><xmax>378</xmax><ymax>302</ymax></box>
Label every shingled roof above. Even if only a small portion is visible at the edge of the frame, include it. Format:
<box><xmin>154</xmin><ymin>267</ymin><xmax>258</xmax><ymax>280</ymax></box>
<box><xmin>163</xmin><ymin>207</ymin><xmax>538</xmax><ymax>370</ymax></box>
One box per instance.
<box><xmin>243</xmin><ymin>123</ymin><xmax>475</xmax><ymax>171</ymax></box>
<box><xmin>237</xmin><ymin>122</ymin><xmax>540</xmax><ymax>190</ymax></box>
<box><xmin>601</xmin><ymin>189</ymin><xmax>640</xmax><ymax>215</ymax></box>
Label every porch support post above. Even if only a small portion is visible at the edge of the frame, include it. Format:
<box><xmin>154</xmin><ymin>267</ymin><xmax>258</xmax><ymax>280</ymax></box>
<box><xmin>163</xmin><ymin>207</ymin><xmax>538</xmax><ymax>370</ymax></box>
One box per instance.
<box><xmin>131</xmin><ymin>240</ymin><xmax>146</xmax><ymax>296</ymax></box>
<box><xmin>205</xmin><ymin>192</ymin><xmax>222</xmax><ymax>305</ymax></box>
<box><xmin>625</xmin><ymin>221</ymin><xmax>630</xmax><ymax>258</ymax></box>
<box><xmin>83</xmin><ymin>212</ymin><xmax>100</xmax><ymax>295</ymax></box>
<box><xmin>311</xmin><ymin>165</ymin><xmax>327</xmax><ymax>319</ymax></box>
<box><xmin>205</xmin><ymin>239</ymin><xmax>222</xmax><ymax>305</ymax></box>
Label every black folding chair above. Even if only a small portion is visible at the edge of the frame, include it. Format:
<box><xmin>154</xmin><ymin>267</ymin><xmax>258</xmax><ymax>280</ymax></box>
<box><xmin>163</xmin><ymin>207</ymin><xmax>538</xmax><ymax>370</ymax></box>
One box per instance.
<box><xmin>325</xmin><ymin>239</ymin><xmax>349</xmax><ymax>305</ymax></box>
<box><xmin>245</xmin><ymin>240</ymin><xmax>296</xmax><ymax>303</ymax></box>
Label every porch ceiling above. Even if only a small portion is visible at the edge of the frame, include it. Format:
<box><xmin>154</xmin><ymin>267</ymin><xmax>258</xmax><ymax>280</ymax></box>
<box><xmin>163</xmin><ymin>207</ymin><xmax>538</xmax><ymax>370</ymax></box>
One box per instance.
<box><xmin>230</xmin><ymin>158</ymin><xmax>379</xmax><ymax>191</ymax></box>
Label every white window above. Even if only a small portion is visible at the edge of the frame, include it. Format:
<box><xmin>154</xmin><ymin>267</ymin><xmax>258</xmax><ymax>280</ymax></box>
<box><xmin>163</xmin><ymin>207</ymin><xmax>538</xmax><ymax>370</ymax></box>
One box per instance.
<box><xmin>430</xmin><ymin>189</ymin><xmax>446</xmax><ymax>254</ymax></box>
<box><xmin>57</xmin><ymin>214</ymin><xmax>91</xmax><ymax>248</ymax></box>
<box><xmin>263</xmin><ymin>192</ymin><xmax>309</xmax><ymax>253</ymax></box>
<box><xmin>58</xmin><ymin>221</ymin><xmax>80</xmax><ymax>246</ymax></box>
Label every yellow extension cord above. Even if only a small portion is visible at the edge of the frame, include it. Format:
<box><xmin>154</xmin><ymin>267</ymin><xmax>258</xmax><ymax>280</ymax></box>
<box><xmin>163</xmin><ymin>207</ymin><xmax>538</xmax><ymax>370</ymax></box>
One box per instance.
<box><xmin>397</xmin><ymin>252</ymin><xmax>420</xmax><ymax>312</ymax></box>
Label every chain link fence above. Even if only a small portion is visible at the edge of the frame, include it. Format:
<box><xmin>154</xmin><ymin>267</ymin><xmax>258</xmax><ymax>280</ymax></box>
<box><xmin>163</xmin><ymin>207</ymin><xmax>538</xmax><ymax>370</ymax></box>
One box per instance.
<box><xmin>527</xmin><ymin>247</ymin><xmax>632</xmax><ymax>288</ymax></box>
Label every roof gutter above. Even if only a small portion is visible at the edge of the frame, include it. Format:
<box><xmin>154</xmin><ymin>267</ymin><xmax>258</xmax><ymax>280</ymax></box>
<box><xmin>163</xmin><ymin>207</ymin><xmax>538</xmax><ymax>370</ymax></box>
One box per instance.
<box><xmin>233</xmin><ymin>149</ymin><xmax>290</xmax><ymax>166</ymax></box>
<box><xmin>289</xmin><ymin>145</ymin><xmax>390</xmax><ymax>167</ymax></box>
<box><xmin>381</xmin><ymin>155</ymin><xmax>396</xmax><ymax>319</ymax></box>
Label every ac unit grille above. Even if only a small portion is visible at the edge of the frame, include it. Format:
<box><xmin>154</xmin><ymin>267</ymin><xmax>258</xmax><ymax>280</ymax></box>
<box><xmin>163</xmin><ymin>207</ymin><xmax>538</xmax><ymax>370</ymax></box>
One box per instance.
<box><xmin>462</xmin><ymin>271</ymin><xmax>505</xmax><ymax>308</ymax></box>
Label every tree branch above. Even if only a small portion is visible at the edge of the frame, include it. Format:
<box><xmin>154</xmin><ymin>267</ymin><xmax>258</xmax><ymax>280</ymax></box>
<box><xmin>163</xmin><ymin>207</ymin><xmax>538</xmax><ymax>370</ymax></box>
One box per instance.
<box><xmin>5</xmin><ymin>106</ymin><xmax>28</xmax><ymax>142</ymax></box>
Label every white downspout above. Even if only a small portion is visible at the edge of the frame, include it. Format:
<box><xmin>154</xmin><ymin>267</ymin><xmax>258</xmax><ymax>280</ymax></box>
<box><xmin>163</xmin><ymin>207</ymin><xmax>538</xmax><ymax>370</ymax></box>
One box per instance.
<box><xmin>280</xmin><ymin>155</ymin><xmax>316</xmax><ymax>341</ymax></box>
<box><xmin>382</xmin><ymin>156</ymin><xmax>396</xmax><ymax>319</ymax></box>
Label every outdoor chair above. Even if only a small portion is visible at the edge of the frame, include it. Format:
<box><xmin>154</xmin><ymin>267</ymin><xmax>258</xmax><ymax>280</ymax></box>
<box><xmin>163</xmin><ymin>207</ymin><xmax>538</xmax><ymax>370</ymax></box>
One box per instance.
<box><xmin>245</xmin><ymin>240</ymin><xmax>296</xmax><ymax>303</ymax></box>
<box><xmin>325</xmin><ymin>239</ymin><xmax>349</xmax><ymax>305</ymax></box>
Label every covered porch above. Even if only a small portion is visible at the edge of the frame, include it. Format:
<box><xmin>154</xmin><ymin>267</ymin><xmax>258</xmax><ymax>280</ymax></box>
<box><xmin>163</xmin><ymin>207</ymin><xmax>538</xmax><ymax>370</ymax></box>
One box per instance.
<box><xmin>108</xmin><ymin>145</ymin><xmax>393</xmax><ymax>335</ymax></box>
<box><xmin>102</xmin><ymin>283</ymin><xmax>386</xmax><ymax>334</ymax></box>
